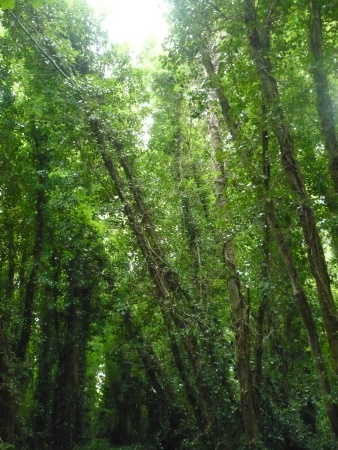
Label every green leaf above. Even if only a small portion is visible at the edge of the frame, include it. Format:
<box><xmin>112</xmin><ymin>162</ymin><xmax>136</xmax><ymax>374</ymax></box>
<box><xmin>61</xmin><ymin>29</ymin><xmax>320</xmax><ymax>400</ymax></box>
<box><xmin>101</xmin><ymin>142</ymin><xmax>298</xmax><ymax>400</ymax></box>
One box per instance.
<box><xmin>0</xmin><ymin>0</ymin><xmax>55</xmax><ymax>8</ymax></box>
<box><xmin>29</xmin><ymin>0</ymin><xmax>45</xmax><ymax>7</ymax></box>
<box><xmin>0</xmin><ymin>0</ymin><xmax>15</xmax><ymax>10</ymax></box>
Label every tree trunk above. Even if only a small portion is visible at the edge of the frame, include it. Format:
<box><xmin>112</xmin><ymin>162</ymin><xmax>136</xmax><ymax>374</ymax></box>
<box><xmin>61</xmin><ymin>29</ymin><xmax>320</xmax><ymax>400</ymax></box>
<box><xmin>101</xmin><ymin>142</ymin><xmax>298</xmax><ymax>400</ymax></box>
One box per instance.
<box><xmin>244</xmin><ymin>0</ymin><xmax>338</xmax><ymax>375</ymax></box>
<box><xmin>0</xmin><ymin>324</ymin><xmax>16</xmax><ymax>443</ymax></box>
<box><xmin>266</xmin><ymin>200</ymin><xmax>338</xmax><ymax>438</ymax></box>
<box><xmin>51</xmin><ymin>281</ymin><xmax>90</xmax><ymax>450</ymax></box>
<box><xmin>208</xmin><ymin>104</ymin><xmax>261</xmax><ymax>445</ymax></box>
<box><xmin>308</xmin><ymin>0</ymin><xmax>338</xmax><ymax>258</ymax></box>
<box><xmin>174</xmin><ymin>129</ymin><xmax>207</xmax><ymax>305</ymax></box>
<box><xmin>253</xmin><ymin>104</ymin><xmax>271</xmax><ymax>402</ymax></box>
<box><xmin>308</xmin><ymin>0</ymin><xmax>338</xmax><ymax>193</ymax></box>
<box><xmin>16</xmin><ymin>125</ymin><xmax>47</xmax><ymax>362</ymax></box>
<box><xmin>33</xmin><ymin>249</ymin><xmax>62</xmax><ymax>449</ymax></box>
<box><xmin>90</xmin><ymin>119</ymin><xmax>219</xmax><ymax>446</ymax></box>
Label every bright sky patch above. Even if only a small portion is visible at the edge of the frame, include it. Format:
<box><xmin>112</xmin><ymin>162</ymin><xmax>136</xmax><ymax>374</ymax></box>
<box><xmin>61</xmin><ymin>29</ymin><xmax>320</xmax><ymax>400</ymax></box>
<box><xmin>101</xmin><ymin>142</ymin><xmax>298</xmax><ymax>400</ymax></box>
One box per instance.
<box><xmin>86</xmin><ymin>0</ymin><xmax>168</xmax><ymax>53</ymax></box>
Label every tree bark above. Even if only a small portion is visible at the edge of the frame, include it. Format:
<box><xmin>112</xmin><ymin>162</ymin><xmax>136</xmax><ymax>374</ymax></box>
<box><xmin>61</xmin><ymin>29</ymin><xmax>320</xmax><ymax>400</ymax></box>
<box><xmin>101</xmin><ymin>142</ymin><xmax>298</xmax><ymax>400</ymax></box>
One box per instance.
<box><xmin>254</xmin><ymin>116</ymin><xmax>271</xmax><ymax>401</ymax></box>
<box><xmin>174</xmin><ymin>129</ymin><xmax>206</xmax><ymax>306</ymax></box>
<box><xmin>266</xmin><ymin>200</ymin><xmax>338</xmax><ymax>438</ymax></box>
<box><xmin>208</xmin><ymin>104</ymin><xmax>261</xmax><ymax>445</ymax></box>
<box><xmin>33</xmin><ymin>250</ymin><xmax>61</xmax><ymax>449</ymax></box>
<box><xmin>16</xmin><ymin>125</ymin><xmax>47</xmax><ymax>362</ymax></box>
<box><xmin>90</xmin><ymin>119</ymin><xmax>219</xmax><ymax>445</ymax></box>
<box><xmin>307</xmin><ymin>0</ymin><xmax>338</xmax><ymax>258</ymax></box>
<box><xmin>308</xmin><ymin>0</ymin><xmax>338</xmax><ymax>193</ymax></box>
<box><xmin>244</xmin><ymin>0</ymin><xmax>338</xmax><ymax>375</ymax></box>
<box><xmin>0</xmin><ymin>324</ymin><xmax>16</xmax><ymax>443</ymax></box>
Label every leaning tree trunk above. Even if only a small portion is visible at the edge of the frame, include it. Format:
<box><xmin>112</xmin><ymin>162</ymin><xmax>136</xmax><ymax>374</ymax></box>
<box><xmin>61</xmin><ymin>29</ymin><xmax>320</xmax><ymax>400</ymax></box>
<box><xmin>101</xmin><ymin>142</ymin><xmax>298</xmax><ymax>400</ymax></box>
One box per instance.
<box><xmin>308</xmin><ymin>0</ymin><xmax>338</xmax><ymax>258</ymax></box>
<box><xmin>244</xmin><ymin>0</ymin><xmax>338</xmax><ymax>376</ymax></box>
<box><xmin>208</xmin><ymin>100</ymin><xmax>261</xmax><ymax>445</ymax></box>
<box><xmin>259</xmin><ymin>102</ymin><xmax>338</xmax><ymax>438</ymax></box>
<box><xmin>204</xmin><ymin>42</ymin><xmax>338</xmax><ymax>437</ymax></box>
<box><xmin>124</xmin><ymin>314</ymin><xmax>189</xmax><ymax>446</ymax></box>
<box><xmin>91</xmin><ymin>119</ymin><xmax>219</xmax><ymax>447</ymax></box>
<box><xmin>174</xmin><ymin>129</ymin><xmax>206</xmax><ymax>306</ymax></box>
<box><xmin>308</xmin><ymin>0</ymin><xmax>338</xmax><ymax>193</ymax></box>
<box><xmin>266</xmin><ymin>200</ymin><xmax>338</xmax><ymax>438</ymax></box>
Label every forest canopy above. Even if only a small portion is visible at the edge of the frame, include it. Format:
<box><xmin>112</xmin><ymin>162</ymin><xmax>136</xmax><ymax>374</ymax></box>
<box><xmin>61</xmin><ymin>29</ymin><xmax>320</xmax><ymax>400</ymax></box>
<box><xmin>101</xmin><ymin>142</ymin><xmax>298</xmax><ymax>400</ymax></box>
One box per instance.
<box><xmin>0</xmin><ymin>0</ymin><xmax>338</xmax><ymax>449</ymax></box>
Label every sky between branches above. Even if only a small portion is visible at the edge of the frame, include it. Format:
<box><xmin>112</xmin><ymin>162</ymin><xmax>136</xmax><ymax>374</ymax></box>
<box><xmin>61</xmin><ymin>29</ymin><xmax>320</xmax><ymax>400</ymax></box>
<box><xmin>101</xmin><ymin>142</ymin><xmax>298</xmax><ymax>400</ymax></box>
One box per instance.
<box><xmin>86</xmin><ymin>0</ymin><xmax>169</xmax><ymax>53</ymax></box>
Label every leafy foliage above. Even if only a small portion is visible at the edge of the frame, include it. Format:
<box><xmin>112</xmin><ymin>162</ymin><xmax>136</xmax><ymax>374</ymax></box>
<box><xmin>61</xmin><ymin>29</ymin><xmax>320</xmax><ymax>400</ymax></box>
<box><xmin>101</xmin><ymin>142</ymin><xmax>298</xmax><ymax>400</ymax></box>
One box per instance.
<box><xmin>0</xmin><ymin>0</ymin><xmax>56</xmax><ymax>9</ymax></box>
<box><xmin>0</xmin><ymin>0</ymin><xmax>338</xmax><ymax>449</ymax></box>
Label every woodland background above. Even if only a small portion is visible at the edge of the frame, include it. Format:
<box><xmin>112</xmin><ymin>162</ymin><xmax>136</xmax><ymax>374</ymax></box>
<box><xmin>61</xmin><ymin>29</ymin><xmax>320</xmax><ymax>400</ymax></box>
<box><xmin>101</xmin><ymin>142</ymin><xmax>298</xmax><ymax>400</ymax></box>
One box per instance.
<box><xmin>0</xmin><ymin>0</ymin><xmax>338</xmax><ymax>449</ymax></box>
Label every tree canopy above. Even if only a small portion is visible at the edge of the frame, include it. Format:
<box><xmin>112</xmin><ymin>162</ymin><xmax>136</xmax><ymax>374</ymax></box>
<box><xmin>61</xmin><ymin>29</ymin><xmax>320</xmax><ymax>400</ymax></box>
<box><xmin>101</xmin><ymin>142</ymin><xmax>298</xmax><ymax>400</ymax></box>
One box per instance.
<box><xmin>0</xmin><ymin>0</ymin><xmax>52</xmax><ymax>9</ymax></box>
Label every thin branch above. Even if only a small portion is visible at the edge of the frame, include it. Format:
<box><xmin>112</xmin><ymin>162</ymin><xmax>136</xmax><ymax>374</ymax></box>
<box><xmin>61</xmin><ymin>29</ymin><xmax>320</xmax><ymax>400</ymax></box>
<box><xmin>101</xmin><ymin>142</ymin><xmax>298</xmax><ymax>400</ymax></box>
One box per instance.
<box><xmin>8</xmin><ymin>9</ymin><xmax>73</xmax><ymax>85</ymax></box>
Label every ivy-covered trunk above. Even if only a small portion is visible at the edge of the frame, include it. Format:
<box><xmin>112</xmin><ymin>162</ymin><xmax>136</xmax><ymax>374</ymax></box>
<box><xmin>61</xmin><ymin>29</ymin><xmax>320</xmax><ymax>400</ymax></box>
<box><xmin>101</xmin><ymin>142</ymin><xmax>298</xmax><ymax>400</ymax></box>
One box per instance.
<box><xmin>51</xmin><ymin>241</ymin><xmax>95</xmax><ymax>450</ymax></box>
<box><xmin>208</xmin><ymin>103</ymin><xmax>261</xmax><ymax>445</ymax></box>
<box><xmin>308</xmin><ymin>0</ymin><xmax>338</xmax><ymax>193</ymax></box>
<box><xmin>244</xmin><ymin>0</ymin><xmax>338</xmax><ymax>376</ymax></box>
<box><xmin>91</xmin><ymin>119</ymin><xmax>222</xmax><ymax>447</ymax></box>
<box><xmin>16</xmin><ymin>126</ymin><xmax>47</xmax><ymax>362</ymax></box>
<box><xmin>266</xmin><ymin>200</ymin><xmax>338</xmax><ymax>437</ymax></box>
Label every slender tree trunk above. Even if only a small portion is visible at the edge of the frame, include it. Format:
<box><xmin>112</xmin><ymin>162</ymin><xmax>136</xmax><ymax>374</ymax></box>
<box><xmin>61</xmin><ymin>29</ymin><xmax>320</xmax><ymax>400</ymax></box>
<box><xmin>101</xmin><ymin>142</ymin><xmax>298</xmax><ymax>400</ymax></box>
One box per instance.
<box><xmin>0</xmin><ymin>220</ymin><xmax>17</xmax><ymax>442</ymax></box>
<box><xmin>6</xmin><ymin>223</ymin><xmax>15</xmax><ymax>302</ymax></box>
<box><xmin>0</xmin><ymin>324</ymin><xmax>16</xmax><ymax>443</ymax></box>
<box><xmin>51</xmin><ymin>279</ymin><xmax>91</xmax><ymax>450</ymax></box>
<box><xmin>244</xmin><ymin>0</ymin><xmax>338</xmax><ymax>375</ymax></box>
<box><xmin>16</xmin><ymin>185</ymin><xmax>45</xmax><ymax>361</ymax></box>
<box><xmin>125</xmin><ymin>314</ymin><xmax>189</xmax><ymax>437</ymax></box>
<box><xmin>266</xmin><ymin>200</ymin><xmax>338</xmax><ymax>438</ymax></box>
<box><xmin>16</xmin><ymin>126</ymin><xmax>47</xmax><ymax>362</ymax></box>
<box><xmin>174</xmin><ymin>129</ymin><xmax>206</xmax><ymax>305</ymax></box>
<box><xmin>208</xmin><ymin>104</ymin><xmax>261</xmax><ymax>445</ymax></box>
<box><xmin>308</xmin><ymin>0</ymin><xmax>338</xmax><ymax>193</ymax></box>
<box><xmin>253</xmin><ymin>259</ymin><xmax>267</xmax><ymax>404</ymax></box>
<box><xmin>90</xmin><ymin>119</ymin><xmax>219</xmax><ymax>446</ymax></box>
<box><xmin>0</xmin><ymin>127</ymin><xmax>48</xmax><ymax>444</ymax></box>
<box><xmin>52</xmin><ymin>309</ymin><xmax>80</xmax><ymax>450</ymax></box>
<box><xmin>308</xmin><ymin>0</ymin><xmax>338</xmax><ymax>257</ymax></box>
<box><xmin>205</xmin><ymin>55</ymin><xmax>262</xmax><ymax>440</ymax></box>
<box><xmin>33</xmin><ymin>250</ymin><xmax>61</xmax><ymax>449</ymax></box>
<box><xmin>254</xmin><ymin>116</ymin><xmax>271</xmax><ymax>401</ymax></box>
<box><xmin>203</xmin><ymin>29</ymin><xmax>338</xmax><ymax>438</ymax></box>
<box><xmin>224</xmin><ymin>241</ymin><xmax>261</xmax><ymax>445</ymax></box>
